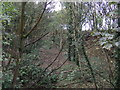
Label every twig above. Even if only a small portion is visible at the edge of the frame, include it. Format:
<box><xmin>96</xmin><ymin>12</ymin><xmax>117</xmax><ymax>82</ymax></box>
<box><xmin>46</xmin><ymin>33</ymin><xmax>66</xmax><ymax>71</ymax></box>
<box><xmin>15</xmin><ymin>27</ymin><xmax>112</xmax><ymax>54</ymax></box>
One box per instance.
<box><xmin>46</xmin><ymin>58</ymin><xmax>68</xmax><ymax>77</ymax></box>
<box><xmin>24</xmin><ymin>32</ymin><xmax>49</xmax><ymax>47</ymax></box>
<box><xmin>42</xmin><ymin>41</ymin><xmax>66</xmax><ymax>74</ymax></box>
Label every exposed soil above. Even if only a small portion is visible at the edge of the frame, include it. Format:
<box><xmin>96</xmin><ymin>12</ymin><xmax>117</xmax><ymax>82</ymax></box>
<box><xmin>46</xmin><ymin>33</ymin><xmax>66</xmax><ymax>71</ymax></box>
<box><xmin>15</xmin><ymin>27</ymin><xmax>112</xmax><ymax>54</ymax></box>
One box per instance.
<box><xmin>39</xmin><ymin>47</ymin><xmax>75</xmax><ymax>71</ymax></box>
<box><xmin>38</xmin><ymin>38</ymin><xmax>115</xmax><ymax>88</ymax></box>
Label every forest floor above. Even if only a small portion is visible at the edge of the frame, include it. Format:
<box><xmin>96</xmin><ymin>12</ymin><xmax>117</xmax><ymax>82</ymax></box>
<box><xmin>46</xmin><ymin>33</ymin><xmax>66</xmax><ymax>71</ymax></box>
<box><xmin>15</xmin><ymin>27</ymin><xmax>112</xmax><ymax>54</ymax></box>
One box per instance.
<box><xmin>39</xmin><ymin>38</ymin><xmax>115</xmax><ymax>88</ymax></box>
<box><xmin>39</xmin><ymin>46</ymin><xmax>76</xmax><ymax>71</ymax></box>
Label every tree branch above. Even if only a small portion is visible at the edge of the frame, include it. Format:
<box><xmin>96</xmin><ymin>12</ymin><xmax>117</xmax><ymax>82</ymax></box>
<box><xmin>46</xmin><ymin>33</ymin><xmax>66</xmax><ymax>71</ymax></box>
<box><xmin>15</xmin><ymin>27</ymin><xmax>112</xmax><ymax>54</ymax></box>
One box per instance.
<box><xmin>42</xmin><ymin>41</ymin><xmax>66</xmax><ymax>74</ymax></box>
<box><xmin>46</xmin><ymin>58</ymin><xmax>68</xmax><ymax>77</ymax></box>
<box><xmin>24</xmin><ymin>32</ymin><xmax>49</xmax><ymax>47</ymax></box>
<box><xmin>30</xmin><ymin>41</ymin><xmax>66</xmax><ymax>87</ymax></box>
<box><xmin>23</xmin><ymin>2</ymin><xmax>47</xmax><ymax>38</ymax></box>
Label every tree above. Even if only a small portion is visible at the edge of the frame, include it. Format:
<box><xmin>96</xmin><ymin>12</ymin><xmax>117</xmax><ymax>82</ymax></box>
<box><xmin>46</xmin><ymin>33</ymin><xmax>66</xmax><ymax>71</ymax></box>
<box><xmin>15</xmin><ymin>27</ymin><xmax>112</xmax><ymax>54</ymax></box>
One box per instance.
<box><xmin>2</xmin><ymin>2</ymin><xmax>53</xmax><ymax>88</ymax></box>
<box><xmin>115</xmin><ymin>2</ymin><xmax>120</xmax><ymax>88</ymax></box>
<box><xmin>12</xmin><ymin>2</ymin><xmax>26</xmax><ymax>87</ymax></box>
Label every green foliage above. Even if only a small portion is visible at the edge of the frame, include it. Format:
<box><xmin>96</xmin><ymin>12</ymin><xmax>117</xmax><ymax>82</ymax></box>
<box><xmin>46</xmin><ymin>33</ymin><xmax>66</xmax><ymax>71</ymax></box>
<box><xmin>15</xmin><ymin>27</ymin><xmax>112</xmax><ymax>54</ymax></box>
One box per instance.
<box><xmin>41</xmin><ymin>38</ymin><xmax>53</xmax><ymax>49</ymax></box>
<box><xmin>58</xmin><ymin>64</ymin><xmax>94</xmax><ymax>88</ymax></box>
<box><xmin>18</xmin><ymin>64</ymin><xmax>44</xmax><ymax>87</ymax></box>
<box><xmin>18</xmin><ymin>63</ymin><xmax>58</xmax><ymax>88</ymax></box>
<box><xmin>109</xmin><ymin>2</ymin><xmax>118</xmax><ymax>5</ymax></box>
<box><xmin>2</xmin><ymin>71</ymin><xmax>13</xmax><ymax>88</ymax></box>
<box><xmin>39</xmin><ymin>74</ymin><xmax>58</xmax><ymax>88</ymax></box>
<box><xmin>1</xmin><ymin>2</ymin><xmax>19</xmax><ymax>27</ymax></box>
<box><xmin>3</xmin><ymin>57</ymin><xmax>58</xmax><ymax>88</ymax></box>
<box><xmin>2</xmin><ymin>2</ymin><xmax>119</xmax><ymax>88</ymax></box>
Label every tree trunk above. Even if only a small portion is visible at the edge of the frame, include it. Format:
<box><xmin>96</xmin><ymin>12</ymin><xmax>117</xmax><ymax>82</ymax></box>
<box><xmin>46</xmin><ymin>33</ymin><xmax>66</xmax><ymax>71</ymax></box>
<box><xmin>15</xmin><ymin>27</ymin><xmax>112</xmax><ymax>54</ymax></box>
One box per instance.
<box><xmin>81</xmin><ymin>38</ymin><xmax>98</xmax><ymax>89</ymax></box>
<box><xmin>67</xmin><ymin>3</ymin><xmax>73</xmax><ymax>61</ymax></box>
<box><xmin>115</xmin><ymin>2</ymin><xmax>120</xmax><ymax>88</ymax></box>
<box><xmin>12</xmin><ymin>2</ymin><xmax>26</xmax><ymax>88</ymax></box>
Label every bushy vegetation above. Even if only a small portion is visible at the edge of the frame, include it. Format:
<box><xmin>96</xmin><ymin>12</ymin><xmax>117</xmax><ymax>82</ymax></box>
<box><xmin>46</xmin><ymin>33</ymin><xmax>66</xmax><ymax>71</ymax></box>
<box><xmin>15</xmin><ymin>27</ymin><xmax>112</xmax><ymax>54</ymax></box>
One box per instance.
<box><xmin>1</xmin><ymin>1</ymin><xmax>120</xmax><ymax>89</ymax></box>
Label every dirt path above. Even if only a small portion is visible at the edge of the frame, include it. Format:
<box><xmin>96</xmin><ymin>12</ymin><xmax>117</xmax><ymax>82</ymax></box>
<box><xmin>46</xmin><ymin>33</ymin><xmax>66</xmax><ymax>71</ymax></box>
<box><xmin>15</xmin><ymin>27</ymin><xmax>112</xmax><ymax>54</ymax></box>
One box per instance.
<box><xmin>38</xmin><ymin>39</ymin><xmax>115</xmax><ymax>88</ymax></box>
<box><xmin>39</xmin><ymin>47</ymin><xmax>75</xmax><ymax>71</ymax></box>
